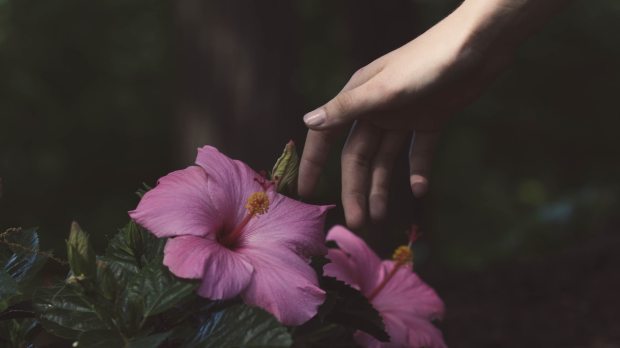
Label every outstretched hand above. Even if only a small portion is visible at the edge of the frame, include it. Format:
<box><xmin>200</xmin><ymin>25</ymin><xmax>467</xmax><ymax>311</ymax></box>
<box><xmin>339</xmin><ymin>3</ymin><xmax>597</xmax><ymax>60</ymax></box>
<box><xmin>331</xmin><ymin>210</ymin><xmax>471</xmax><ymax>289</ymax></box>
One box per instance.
<box><xmin>297</xmin><ymin>0</ymin><xmax>519</xmax><ymax>229</ymax></box>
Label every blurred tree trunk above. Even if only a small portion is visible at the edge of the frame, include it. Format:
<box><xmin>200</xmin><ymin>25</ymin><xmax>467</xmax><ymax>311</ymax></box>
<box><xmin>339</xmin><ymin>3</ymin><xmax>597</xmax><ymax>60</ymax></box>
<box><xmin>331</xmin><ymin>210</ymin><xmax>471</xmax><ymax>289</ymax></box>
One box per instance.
<box><xmin>174</xmin><ymin>0</ymin><xmax>303</xmax><ymax>168</ymax></box>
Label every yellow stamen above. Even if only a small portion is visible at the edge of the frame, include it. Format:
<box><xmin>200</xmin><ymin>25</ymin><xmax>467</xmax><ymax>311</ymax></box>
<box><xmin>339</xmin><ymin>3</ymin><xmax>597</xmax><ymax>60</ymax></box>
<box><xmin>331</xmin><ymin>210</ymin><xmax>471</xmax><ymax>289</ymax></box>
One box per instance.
<box><xmin>245</xmin><ymin>191</ymin><xmax>269</xmax><ymax>216</ymax></box>
<box><xmin>219</xmin><ymin>191</ymin><xmax>270</xmax><ymax>248</ymax></box>
<box><xmin>368</xmin><ymin>245</ymin><xmax>414</xmax><ymax>301</ymax></box>
<box><xmin>392</xmin><ymin>245</ymin><xmax>413</xmax><ymax>265</ymax></box>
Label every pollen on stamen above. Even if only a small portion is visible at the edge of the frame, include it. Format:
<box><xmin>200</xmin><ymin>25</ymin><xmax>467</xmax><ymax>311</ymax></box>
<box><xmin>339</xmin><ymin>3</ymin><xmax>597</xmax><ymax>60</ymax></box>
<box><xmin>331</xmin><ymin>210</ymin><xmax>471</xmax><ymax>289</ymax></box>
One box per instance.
<box><xmin>392</xmin><ymin>245</ymin><xmax>413</xmax><ymax>265</ymax></box>
<box><xmin>246</xmin><ymin>191</ymin><xmax>270</xmax><ymax>216</ymax></box>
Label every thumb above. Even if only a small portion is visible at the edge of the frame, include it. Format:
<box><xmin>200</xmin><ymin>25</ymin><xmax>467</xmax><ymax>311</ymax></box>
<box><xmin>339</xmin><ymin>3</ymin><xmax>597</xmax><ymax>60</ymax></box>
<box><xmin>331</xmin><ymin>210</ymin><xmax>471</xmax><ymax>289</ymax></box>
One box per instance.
<box><xmin>303</xmin><ymin>82</ymin><xmax>384</xmax><ymax>130</ymax></box>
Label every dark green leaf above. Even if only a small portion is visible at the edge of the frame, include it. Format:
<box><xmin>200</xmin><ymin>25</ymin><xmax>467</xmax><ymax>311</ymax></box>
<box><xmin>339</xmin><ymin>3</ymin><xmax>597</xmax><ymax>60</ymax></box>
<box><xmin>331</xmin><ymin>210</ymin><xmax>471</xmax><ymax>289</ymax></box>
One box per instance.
<box><xmin>34</xmin><ymin>284</ymin><xmax>114</xmax><ymax>339</ymax></box>
<box><xmin>0</xmin><ymin>271</ymin><xmax>20</xmax><ymax>313</ymax></box>
<box><xmin>76</xmin><ymin>330</ymin><xmax>171</xmax><ymax>348</ymax></box>
<box><xmin>129</xmin><ymin>331</ymin><xmax>172</xmax><ymax>348</ymax></box>
<box><xmin>0</xmin><ymin>228</ymin><xmax>47</xmax><ymax>284</ymax></box>
<box><xmin>104</xmin><ymin>221</ymin><xmax>165</xmax><ymax>280</ymax></box>
<box><xmin>0</xmin><ymin>318</ymin><xmax>38</xmax><ymax>348</ymax></box>
<box><xmin>135</xmin><ymin>183</ymin><xmax>152</xmax><ymax>198</ymax></box>
<box><xmin>187</xmin><ymin>304</ymin><xmax>292</xmax><ymax>348</ymax></box>
<box><xmin>121</xmin><ymin>264</ymin><xmax>196</xmax><ymax>329</ymax></box>
<box><xmin>96</xmin><ymin>259</ymin><xmax>118</xmax><ymax>302</ymax></box>
<box><xmin>319</xmin><ymin>277</ymin><xmax>389</xmax><ymax>342</ymax></box>
<box><xmin>76</xmin><ymin>329</ymin><xmax>126</xmax><ymax>348</ymax></box>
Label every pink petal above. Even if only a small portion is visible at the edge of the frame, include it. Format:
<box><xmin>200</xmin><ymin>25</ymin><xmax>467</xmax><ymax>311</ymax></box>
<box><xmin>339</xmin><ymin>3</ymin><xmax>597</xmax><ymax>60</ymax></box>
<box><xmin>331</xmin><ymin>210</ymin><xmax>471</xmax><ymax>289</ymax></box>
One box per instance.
<box><xmin>239</xmin><ymin>246</ymin><xmax>325</xmax><ymax>326</ymax></box>
<box><xmin>325</xmin><ymin>226</ymin><xmax>383</xmax><ymax>294</ymax></box>
<box><xmin>195</xmin><ymin>146</ymin><xmax>265</xmax><ymax>227</ymax></box>
<box><xmin>324</xmin><ymin>248</ymin><xmax>361</xmax><ymax>290</ymax></box>
<box><xmin>241</xmin><ymin>192</ymin><xmax>332</xmax><ymax>258</ymax></box>
<box><xmin>164</xmin><ymin>235</ymin><xmax>254</xmax><ymax>300</ymax></box>
<box><xmin>129</xmin><ymin>166</ymin><xmax>222</xmax><ymax>238</ymax></box>
<box><xmin>401</xmin><ymin>315</ymin><xmax>447</xmax><ymax>348</ymax></box>
<box><xmin>373</xmin><ymin>261</ymin><xmax>445</xmax><ymax>321</ymax></box>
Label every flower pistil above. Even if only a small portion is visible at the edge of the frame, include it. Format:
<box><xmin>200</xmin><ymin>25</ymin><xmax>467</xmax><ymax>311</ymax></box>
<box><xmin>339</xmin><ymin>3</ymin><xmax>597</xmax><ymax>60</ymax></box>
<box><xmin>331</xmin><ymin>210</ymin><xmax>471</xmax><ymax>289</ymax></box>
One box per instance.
<box><xmin>219</xmin><ymin>191</ymin><xmax>269</xmax><ymax>248</ymax></box>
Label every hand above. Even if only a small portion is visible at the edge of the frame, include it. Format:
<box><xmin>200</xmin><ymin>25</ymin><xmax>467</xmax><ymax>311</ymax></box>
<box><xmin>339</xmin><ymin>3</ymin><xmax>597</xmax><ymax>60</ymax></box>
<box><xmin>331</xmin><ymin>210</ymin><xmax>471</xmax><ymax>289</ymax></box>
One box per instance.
<box><xmin>298</xmin><ymin>0</ymin><xmax>516</xmax><ymax>229</ymax></box>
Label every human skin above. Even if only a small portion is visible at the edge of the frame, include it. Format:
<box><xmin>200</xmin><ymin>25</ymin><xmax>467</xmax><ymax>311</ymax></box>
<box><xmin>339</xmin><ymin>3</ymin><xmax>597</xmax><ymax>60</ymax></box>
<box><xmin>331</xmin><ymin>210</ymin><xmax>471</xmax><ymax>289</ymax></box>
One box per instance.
<box><xmin>298</xmin><ymin>0</ymin><xmax>571</xmax><ymax>229</ymax></box>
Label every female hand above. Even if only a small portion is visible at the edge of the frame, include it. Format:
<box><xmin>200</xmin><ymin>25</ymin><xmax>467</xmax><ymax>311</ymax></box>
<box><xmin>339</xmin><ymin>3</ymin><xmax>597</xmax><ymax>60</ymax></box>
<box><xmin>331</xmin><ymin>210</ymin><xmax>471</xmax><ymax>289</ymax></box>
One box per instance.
<box><xmin>297</xmin><ymin>0</ymin><xmax>566</xmax><ymax>229</ymax></box>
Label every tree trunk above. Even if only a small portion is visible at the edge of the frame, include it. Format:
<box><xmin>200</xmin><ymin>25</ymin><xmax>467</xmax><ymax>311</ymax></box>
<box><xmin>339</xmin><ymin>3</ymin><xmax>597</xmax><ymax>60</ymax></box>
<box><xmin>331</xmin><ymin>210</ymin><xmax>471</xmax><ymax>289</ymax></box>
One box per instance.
<box><xmin>174</xmin><ymin>0</ymin><xmax>302</xmax><ymax>169</ymax></box>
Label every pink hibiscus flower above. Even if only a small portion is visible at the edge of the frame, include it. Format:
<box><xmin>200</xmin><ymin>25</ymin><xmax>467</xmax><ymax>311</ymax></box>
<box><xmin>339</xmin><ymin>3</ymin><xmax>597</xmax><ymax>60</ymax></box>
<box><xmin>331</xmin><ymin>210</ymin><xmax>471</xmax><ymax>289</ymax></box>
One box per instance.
<box><xmin>129</xmin><ymin>146</ymin><xmax>332</xmax><ymax>325</ymax></box>
<box><xmin>324</xmin><ymin>226</ymin><xmax>446</xmax><ymax>348</ymax></box>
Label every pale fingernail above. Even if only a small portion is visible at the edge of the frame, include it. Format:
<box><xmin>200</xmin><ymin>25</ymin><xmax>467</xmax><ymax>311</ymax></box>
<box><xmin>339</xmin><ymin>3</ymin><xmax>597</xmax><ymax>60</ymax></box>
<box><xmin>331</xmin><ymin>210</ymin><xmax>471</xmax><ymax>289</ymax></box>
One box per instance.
<box><xmin>411</xmin><ymin>176</ymin><xmax>428</xmax><ymax>198</ymax></box>
<box><xmin>303</xmin><ymin>109</ymin><xmax>326</xmax><ymax>127</ymax></box>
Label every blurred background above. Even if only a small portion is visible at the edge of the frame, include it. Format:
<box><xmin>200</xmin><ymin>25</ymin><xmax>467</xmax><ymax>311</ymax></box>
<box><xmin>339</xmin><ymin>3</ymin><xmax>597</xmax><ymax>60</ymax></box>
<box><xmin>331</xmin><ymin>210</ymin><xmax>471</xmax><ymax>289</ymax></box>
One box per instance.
<box><xmin>1</xmin><ymin>0</ymin><xmax>619</xmax><ymax>345</ymax></box>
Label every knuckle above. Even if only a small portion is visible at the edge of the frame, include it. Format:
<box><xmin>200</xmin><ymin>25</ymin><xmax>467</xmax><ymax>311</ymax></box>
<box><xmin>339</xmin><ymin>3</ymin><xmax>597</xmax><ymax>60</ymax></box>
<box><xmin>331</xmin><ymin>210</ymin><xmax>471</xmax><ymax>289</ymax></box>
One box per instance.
<box><xmin>368</xmin><ymin>81</ymin><xmax>403</xmax><ymax>104</ymax></box>
<box><xmin>332</xmin><ymin>91</ymin><xmax>354</xmax><ymax>116</ymax></box>
<box><xmin>341</xmin><ymin>150</ymin><xmax>372</xmax><ymax>169</ymax></box>
<box><xmin>351</xmin><ymin>67</ymin><xmax>366</xmax><ymax>81</ymax></box>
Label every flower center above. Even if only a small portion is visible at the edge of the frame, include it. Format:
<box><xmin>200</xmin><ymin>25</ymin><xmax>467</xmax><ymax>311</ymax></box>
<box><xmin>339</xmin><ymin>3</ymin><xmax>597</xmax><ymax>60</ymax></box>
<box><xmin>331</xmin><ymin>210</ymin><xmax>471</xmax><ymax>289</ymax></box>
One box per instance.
<box><xmin>218</xmin><ymin>191</ymin><xmax>270</xmax><ymax>248</ymax></box>
<box><xmin>245</xmin><ymin>191</ymin><xmax>270</xmax><ymax>216</ymax></box>
<box><xmin>367</xmin><ymin>226</ymin><xmax>419</xmax><ymax>300</ymax></box>
<box><xmin>367</xmin><ymin>245</ymin><xmax>413</xmax><ymax>301</ymax></box>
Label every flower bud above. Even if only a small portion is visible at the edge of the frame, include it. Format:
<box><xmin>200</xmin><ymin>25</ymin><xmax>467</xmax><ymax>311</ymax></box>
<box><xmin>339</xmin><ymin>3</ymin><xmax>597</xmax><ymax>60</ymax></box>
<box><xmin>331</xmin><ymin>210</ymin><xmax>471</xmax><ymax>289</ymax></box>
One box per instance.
<box><xmin>271</xmin><ymin>140</ymin><xmax>299</xmax><ymax>195</ymax></box>
<box><xmin>66</xmin><ymin>221</ymin><xmax>96</xmax><ymax>279</ymax></box>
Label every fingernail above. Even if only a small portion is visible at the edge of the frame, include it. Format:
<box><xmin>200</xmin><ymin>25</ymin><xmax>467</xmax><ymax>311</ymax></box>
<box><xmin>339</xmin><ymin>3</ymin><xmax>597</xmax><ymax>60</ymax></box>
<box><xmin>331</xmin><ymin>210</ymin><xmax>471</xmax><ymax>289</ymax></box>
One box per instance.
<box><xmin>303</xmin><ymin>109</ymin><xmax>326</xmax><ymax>127</ymax></box>
<box><xmin>412</xmin><ymin>182</ymin><xmax>428</xmax><ymax>198</ymax></box>
<box><xmin>411</xmin><ymin>176</ymin><xmax>428</xmax><ymax>198</ymax></box>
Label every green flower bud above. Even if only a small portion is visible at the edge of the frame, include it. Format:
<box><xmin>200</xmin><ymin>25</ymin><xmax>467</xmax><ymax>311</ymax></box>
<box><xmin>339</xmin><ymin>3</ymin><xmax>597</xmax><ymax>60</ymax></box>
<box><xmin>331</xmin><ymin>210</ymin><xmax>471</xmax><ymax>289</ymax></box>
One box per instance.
<box><xmin>66</xmin><ymin>222</ymin><xmax>96</xmax><ymax>279</ymax></box>
<box><xmin>271</xmin><ymin>140</ymin><xmax>299</xmax><ymax>195</ymax></box>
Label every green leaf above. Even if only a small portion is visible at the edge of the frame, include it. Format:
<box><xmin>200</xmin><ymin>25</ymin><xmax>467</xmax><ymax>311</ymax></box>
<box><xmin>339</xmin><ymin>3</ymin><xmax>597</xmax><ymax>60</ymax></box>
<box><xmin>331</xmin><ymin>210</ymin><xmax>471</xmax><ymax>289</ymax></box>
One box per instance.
<box><xmin>0</xmin><ymin>271</ymin><xmax>20</xmax><ymax>312</ymax></box>
<box><xmin>0</xmin><ymin>318</ymin><xmax>38</xmax><ymax>348</ymax></box>
<box><xmin>75</xmin><ymin>330</ymin><xmax>171</xmax><ymax>348</ymax></box>
<box><xmin>101</xmin><ymin>221</ymin><xmax>166</xmax><ymax>296</ymax></box>
<box><xmin>271</xmin><ymin>140</ymin><xmax>299</xmax><ymax>195</ymax></box>
<box><xmin>0</xmin><ymin>228</ymin><xmax>47</xmax><ymax>284</ymax></box>
<box><xmin>129</xmin><ymin>331</ymin><xmax>172</xmax><ymax>348</ymax></box>
<box><xmin>34</xmin><ymin>284</ymin><xmax>115</xmax><ymax>339</ymax></box>
<box><xmin>96</xmin><ymin>259</ymin><xmax>119</xmax><ymax>302</ymax></box>
<box><xmin>67</xmin><ymin>222</ymin><xmax>97</xmax><ymax>279</ymax></box>
<box><xmin>187</xmin><ymin>304</ymin><xmax>292</xmax><ymax>348</ymax></box>
<box><xmin>121</xmin><ymin>264</ymin><xmax>196</xmax><ymax>330</ymax></box>
<box><xmin>75</xmin><ymin>329</ymin><xmax>125</xmax><ymax>348</ymax></box>
<box><xmin>104</xmin><ymin>221</ymin><xmax>165</xmax><ymax>278</ymax></box>
<box><xmin>319</xmin><ymin>277</ymin><xmax>389</xmax><ymax>342</ymax></box>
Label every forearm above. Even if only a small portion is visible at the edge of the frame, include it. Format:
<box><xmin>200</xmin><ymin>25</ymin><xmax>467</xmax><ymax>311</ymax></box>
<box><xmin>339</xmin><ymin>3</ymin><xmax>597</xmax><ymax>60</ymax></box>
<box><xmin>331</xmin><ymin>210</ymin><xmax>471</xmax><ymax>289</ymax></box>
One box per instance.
<box><xmin>457</xmin><ymin>0</ymin><xmax>573</xmax><ymax>55</ymax></box>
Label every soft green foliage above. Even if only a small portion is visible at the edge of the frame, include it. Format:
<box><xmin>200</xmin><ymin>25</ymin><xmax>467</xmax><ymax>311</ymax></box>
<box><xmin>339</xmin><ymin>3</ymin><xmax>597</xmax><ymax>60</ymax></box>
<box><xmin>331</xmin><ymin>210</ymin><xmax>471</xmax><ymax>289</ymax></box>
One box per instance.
<box><xmin>25</xmin><ymin>220</ymin><xmax>336</xmax><ymax>347</ymax></box>
<box><xmin>1</xmin><ymin>221</ymin><xmax>396</xmax><ymax>347</ymax></box>
<box><xmin>35</xmin><ymin>221</ymin><xmax>198</xmax><ymax>344</ymax></box>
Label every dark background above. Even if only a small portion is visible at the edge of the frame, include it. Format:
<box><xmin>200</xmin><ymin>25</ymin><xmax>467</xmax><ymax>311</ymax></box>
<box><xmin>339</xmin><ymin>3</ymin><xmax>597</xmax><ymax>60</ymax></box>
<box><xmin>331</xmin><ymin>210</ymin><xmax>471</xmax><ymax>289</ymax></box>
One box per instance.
<box><xmin>1</xmin><ymin>0</ymin><xmax>619</xmax><ymax>346</ymax></box>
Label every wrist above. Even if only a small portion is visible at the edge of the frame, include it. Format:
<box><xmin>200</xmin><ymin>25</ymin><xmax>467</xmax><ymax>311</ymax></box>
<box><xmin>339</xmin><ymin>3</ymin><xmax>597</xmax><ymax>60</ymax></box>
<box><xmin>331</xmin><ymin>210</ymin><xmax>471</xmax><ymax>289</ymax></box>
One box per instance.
<box><xmin>455</xmin><ymin>0</ymin><xmax>570</xmax><ymax>56</ymax></box>
<box><xmin>454</xmin><ymin>0</ymin><xmax>524</xmax><ymax>58</ymax></box>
